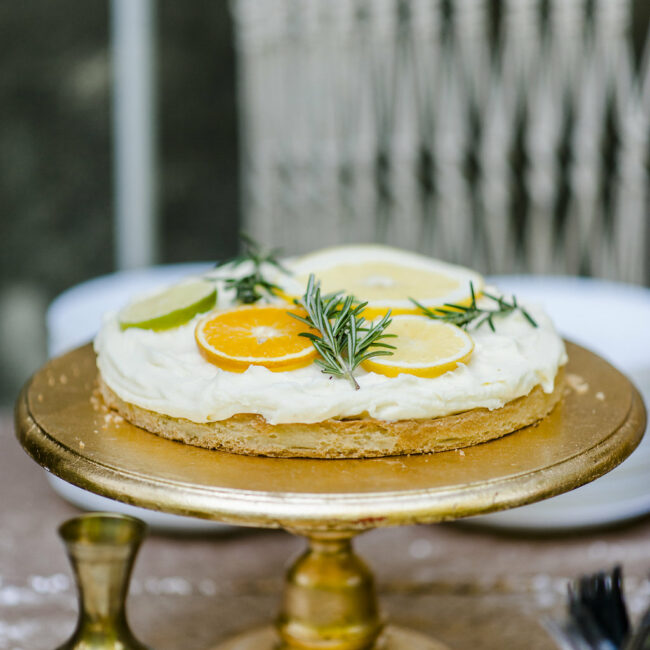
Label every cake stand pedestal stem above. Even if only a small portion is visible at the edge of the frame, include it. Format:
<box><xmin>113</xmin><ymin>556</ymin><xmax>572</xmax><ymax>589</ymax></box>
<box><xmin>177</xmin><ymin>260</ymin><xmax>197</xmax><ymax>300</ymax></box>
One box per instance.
<box><xmin>278</xmin><ymin>531</ymin><xmax>382</xmax><ymax>649</ymax></box>
<box><xmin>213</xmin><ymin>529</ymin><xmax>448</xmax><ymax>650</ymax></box>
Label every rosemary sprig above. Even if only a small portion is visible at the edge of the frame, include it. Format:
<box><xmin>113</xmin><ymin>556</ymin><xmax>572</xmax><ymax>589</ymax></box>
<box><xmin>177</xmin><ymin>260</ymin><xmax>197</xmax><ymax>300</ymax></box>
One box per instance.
<box><xmin>224</xmin><ymin>273</ymin><xmax>280</xmax><ymax>304</ymax></box>
<box><xmin>290</xmin><ymin>274</ymin><xmax>396</xmax><ymax>390</ymax></box>
<box><xmin>410</xmin><ymin>282</ymin><xmax>538</xmax><ymax>332</ymax></box>
<box><xmin>217</xmin><ymin>234</ymin><xmax>289</xmax><ymax>304</ymax></box>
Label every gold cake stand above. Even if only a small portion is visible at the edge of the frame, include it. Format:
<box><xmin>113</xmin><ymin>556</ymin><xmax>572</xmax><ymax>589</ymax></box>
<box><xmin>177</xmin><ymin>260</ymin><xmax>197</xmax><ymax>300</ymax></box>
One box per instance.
<box><xmin>15</xmin><ymin>343</ymin><xmax>646</xmax><ymax>650</ymax></box>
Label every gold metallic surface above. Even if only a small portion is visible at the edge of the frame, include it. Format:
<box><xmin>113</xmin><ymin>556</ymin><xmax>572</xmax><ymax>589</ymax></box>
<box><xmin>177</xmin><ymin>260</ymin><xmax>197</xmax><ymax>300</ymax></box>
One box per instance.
<box><xmin>14</xmin><ymin>342</ymin><xmax>646</xmax><ymax>650</ymax></box>
<box><xmin>211</xmin><ymin>625</ymin><xmax>448</xmax><ymax>650</ymax></box>
<box><xmin>15</xmin><ymin>342</ymin><xmax>646</xmax><ymax>531</ymax></box>
<box><xmin>278</xmin><ymin>533</ymin><xmax>382</xmax><ymax>649</ymax></box>
<box><xmin>56</xmin><ymin>512</ymin><xmax>149</xmax><ymax>650</ymax></box>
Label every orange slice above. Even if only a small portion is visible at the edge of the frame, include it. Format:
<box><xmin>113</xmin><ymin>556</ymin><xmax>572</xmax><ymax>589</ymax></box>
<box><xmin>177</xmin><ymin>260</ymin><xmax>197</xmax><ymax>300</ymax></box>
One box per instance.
<box><xmin>195</xmin><ymin>305</ymin><xmax>318</xmax><ymax>373</ymax></box>
<box><xmin>361</xmin><ymin>315</ymin><xmax>474</xmax><ymax>378</ymax></box>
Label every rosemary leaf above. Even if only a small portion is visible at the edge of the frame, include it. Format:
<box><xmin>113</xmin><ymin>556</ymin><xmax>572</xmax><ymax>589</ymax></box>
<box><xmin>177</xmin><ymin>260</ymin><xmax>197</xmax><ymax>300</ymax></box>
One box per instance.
<box><xmin>216</xmin><ymin>234</ymin><xmax>289</xmax><ymax>304</ymax></box>
<box><xmin>410</xmin><ymin>282</ymin><xmax>538</xmax><ymax>331</ymax></box>
<box><xmin>290</xmin><ymin>274</ymin><xmax>396</xmax><ymax>390</ymax></box>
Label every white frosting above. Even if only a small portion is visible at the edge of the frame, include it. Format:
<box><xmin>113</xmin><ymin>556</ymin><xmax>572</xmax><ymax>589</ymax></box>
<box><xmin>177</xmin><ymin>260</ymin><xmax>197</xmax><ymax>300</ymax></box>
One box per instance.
<box><xmin>94</xmin><ymin>271</ymin><xmax>567</xmax><ymax>425</ymax></box>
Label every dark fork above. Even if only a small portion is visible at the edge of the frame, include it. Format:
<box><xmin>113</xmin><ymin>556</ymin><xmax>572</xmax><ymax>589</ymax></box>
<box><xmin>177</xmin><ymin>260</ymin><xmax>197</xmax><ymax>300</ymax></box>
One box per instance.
<box><xmin>571</xmin><ymin>567</ymin><xmax>630</xmax><ymax>648</ymax></box>
<box><xmin>546</xmin><ymin>566</ymin><xmax>629</xmax><ymax>650</ymax></box>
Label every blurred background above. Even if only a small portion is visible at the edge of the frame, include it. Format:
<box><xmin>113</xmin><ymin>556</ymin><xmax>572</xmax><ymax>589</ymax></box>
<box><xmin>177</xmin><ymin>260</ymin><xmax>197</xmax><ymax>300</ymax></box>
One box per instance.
<box><xmin>0</xmin><ymin>1</ymin><xmax>239</xmax><ymax>403</ymax></box>
<box><xmin>1</xmin><ymin>0</ymin><xmax>650</xmax><ymax>406</ymax></box>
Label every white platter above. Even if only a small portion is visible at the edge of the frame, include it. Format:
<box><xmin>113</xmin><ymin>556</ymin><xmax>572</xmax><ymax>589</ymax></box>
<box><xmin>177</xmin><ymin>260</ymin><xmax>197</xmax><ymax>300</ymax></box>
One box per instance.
<box><xmin>467</xmin><ymin>275</ymin><xmax>650</xmax><ymax>531</ymax></box>
<box><xmin>46</xmin><ymin>263</ymin><xmax>230</xmax><ymax>532</ymax></box>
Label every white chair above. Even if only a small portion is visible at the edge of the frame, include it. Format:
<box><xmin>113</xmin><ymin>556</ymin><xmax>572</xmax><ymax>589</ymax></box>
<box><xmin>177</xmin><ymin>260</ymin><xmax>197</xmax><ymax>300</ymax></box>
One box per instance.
<box><xmin>232</xmin><ymin>0</ymin><xmax>650</xmax><ymax>284</ymax></box>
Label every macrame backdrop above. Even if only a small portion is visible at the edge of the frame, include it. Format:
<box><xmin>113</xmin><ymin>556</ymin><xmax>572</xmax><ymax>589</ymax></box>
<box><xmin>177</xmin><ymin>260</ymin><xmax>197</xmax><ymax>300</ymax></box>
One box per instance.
<box><xmin>231</xmin><ymin>0</ymin><xmax>650</xmax><ymax>283</ymax></box>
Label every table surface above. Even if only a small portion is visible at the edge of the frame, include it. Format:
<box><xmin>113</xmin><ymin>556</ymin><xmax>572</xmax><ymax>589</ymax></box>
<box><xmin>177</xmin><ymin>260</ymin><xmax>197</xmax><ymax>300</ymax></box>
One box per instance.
<box><xmin>4</xmin><ymin>410</ymin><xmax>650</xmax><ymax>650</ymax></box>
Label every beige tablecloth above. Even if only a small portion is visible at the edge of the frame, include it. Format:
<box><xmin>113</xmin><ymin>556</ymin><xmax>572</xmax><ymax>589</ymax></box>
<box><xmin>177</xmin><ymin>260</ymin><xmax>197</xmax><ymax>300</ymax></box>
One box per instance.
<box><xmin>3</xmin><ymin>411</ymin><xmax>650</xmax><ymax>650</ymax></box>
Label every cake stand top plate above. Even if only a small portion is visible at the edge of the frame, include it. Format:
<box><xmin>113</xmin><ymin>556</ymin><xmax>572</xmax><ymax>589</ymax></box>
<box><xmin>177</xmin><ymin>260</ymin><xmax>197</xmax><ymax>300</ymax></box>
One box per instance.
<box><xmin>16</xmin><ymin>343</ymin><xmax>645</xmax><ymax>531</ymax></box>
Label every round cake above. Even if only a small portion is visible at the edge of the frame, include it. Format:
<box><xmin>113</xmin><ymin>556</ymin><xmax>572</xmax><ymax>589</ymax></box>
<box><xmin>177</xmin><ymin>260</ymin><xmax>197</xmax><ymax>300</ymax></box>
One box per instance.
<box><xmin>95</xmin><ymin>245</ymin><xmax>567</xmax><ymax>458</ymax></box>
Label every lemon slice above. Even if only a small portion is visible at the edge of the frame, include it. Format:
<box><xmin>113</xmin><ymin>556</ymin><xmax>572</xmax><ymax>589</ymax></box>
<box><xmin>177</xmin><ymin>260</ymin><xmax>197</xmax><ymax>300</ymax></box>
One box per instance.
<box><xmin>288</xmin><ymin>244</ymin><xmax>484</xmax><ymax>318</ymax></box>
<box><xmin>195</xmin><ymin>305</ymin><xmax>317</xmax><ymax>372</ymax></box>
<box><xmin>119</xmin><ymin>280</ymin><xmax>217</xmax><ymax>331</ymax></box>
<box><xmin>361</xmin><ymin>315</ymin><xmax>474</xmax><ymax>378</ymax></box>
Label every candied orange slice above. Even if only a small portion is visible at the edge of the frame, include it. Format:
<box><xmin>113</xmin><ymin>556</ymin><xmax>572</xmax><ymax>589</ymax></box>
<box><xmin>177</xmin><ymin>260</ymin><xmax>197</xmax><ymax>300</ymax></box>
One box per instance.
<box><xmin>195</xmin><ymin>305</ymin><xmax>317</xmax><ymax>372</ymax></box>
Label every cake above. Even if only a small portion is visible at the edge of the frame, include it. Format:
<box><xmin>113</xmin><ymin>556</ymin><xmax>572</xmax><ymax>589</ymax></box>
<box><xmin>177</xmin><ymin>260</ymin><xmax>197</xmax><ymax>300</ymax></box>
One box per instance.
<box><xmin>95</xmin><ymin>244</ymin><xmax>567</xmax><ymax>458</ymax></box>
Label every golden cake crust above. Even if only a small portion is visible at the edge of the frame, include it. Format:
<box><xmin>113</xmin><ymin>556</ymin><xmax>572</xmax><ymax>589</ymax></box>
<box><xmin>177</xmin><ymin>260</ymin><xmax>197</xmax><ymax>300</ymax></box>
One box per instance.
<box><xmin>98</xmin><ymin>367</ymin><xmax>564</xmax><ymax>459</ymax></box>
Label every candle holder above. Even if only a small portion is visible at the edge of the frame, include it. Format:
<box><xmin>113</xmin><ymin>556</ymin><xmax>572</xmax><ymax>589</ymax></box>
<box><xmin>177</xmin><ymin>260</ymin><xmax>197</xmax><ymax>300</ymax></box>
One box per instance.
<box><xmin>57</xmin><ymin>512</ymin><xmax>149</xmax><ymax>650</ymax></box>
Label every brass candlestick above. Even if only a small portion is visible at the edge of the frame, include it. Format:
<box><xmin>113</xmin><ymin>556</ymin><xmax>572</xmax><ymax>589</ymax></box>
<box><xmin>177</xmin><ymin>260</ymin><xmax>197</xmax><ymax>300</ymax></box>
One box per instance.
<box><xmin>57</xmin><ymin>512</ymin><xmax>149</xmax><ymax>650</ymax></box>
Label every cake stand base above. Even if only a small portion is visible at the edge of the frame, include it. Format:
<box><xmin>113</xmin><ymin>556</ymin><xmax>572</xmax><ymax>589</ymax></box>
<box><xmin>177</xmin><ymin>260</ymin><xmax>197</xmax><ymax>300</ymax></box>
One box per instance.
<box><xmin>213</xmin><ymin>625</ymin><xmax>448</xmax><ymax>650</ymax></box>
<box><xmin>211</xmin><ymin>531</ymin><xmax>449</xmax><ymax>650</ymax></box>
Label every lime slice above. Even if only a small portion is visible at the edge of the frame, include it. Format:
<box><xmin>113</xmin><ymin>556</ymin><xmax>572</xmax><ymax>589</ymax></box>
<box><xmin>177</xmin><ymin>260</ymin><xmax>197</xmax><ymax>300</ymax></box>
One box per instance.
<box><xmin>119</xmin><ymin>280</ymin><xmax>217</xmax><ymax>331</ymax></box>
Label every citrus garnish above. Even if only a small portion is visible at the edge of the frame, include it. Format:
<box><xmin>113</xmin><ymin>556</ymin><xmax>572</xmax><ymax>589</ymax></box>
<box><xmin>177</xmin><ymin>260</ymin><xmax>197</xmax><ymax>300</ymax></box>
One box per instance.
<box><xmin>119</xmin><ymin>280</ymin><xmax>217</xmax><ymax>331</ymax></box>
<box><xmin>361</xmin><ymin>315</ymin><xmax>474</xmax><ymax>378</ymax></box>
<box><xmin>412</xmin><ymin>283</ymin><xmax>538</xmax><ymax>331</ymax></box>
<box><xmin>215</xmin><ymin>234</ymin><xmax>289</xmax><ymax>304</ymax></box>
<box><xmin>195</xmin><ymin>305</ymin><xmax>318</xmax><ymax>372</ymax></box>
<box><xmin>288</xmin><ymin>244</ymin><xmax>484</xmax><ymax>318</ymax></box>
<box><xmin>290</xmin><ymin>274</ymin><xmax>395</xmax><ymax>390</ymax></box>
